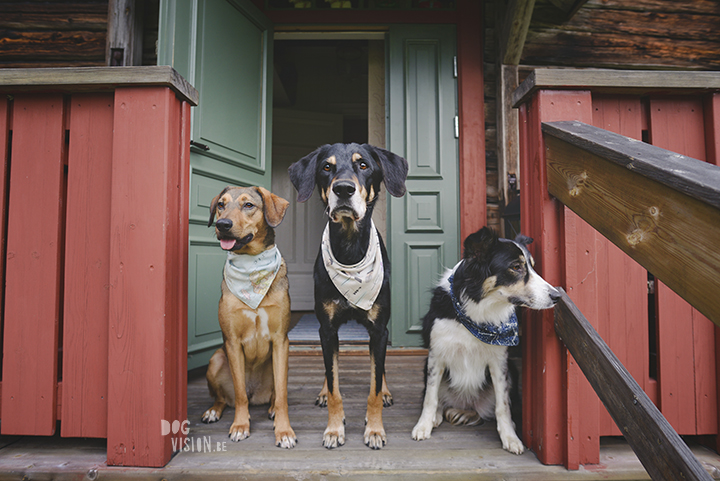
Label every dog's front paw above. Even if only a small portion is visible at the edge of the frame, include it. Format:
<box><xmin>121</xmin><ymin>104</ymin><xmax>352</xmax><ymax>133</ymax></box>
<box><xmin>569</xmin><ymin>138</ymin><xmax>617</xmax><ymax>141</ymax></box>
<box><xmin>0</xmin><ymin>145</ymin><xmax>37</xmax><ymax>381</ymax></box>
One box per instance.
<box><xmin>202</xmin><ymin>408</ymin><xmax>221</xmax><ymax>423</ymax></box>
<box><xmin>364</xmin><ymin>426</ymin><xmax>387</xmax><ymax>450</ymax></box>
<box><xmin>322</xmin><ymin>426</ymin><xmax>345</xmax><ymax>449</ymax></box>
<box><xmin>275</xmin><ymin>429</ymin><xmax>297</xmax><ymax>449</ymax></box>
<box><xmin>411</xmin><ymin>421</ymin><xmax>433</xmax><ymax>441</ymax></box>
<box><xmin>501</xmin><ymin>434</ymin><xmax>525</xmax><ymax>455</ymax></box>
<box><xmin>315</xmin><ymin>392</ymin><xmax>328</xmax><ymax>408</ymax></box>
<box><xmin>382</xmin><ymin>391</ymin><xmax>393</xmax><ymax>407</ymax></box>
<box><xmin>228</xmin><ymin>422</ymin><xmax>250</xmax><ymax>442</ymax></box>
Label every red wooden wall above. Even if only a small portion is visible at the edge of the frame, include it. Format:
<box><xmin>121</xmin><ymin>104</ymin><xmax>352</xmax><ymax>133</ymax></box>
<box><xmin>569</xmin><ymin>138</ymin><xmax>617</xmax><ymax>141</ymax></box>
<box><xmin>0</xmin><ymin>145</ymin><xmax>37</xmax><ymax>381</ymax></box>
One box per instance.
<box><xmin>518</xmin><ymin>86</ymin><xmax>720</xmax><ymax>468</ymax></box>
<box><xmin>0</xmin><ymin>71</ymin><xmax>193</xmax><ymax>468</ymax></box>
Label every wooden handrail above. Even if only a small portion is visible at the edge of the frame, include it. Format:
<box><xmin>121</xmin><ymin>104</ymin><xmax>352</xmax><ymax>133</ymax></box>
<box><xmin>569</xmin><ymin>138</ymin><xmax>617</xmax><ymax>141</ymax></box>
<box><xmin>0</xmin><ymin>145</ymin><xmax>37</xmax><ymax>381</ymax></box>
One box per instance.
<box><xmin>554</xmin><ymin>288</ymin><xmax>713</xmax><ymax>481</ymax></box>
<box><xmin>543</xmin><ymin>120</ymin><xmax>720</xmax><ymax>325</ymax></box>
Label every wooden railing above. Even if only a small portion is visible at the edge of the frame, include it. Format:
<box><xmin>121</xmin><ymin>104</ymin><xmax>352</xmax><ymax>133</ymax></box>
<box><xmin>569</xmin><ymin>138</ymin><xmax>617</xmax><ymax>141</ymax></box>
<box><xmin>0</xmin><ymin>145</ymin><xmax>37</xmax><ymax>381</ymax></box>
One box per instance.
<box><xmin>514</xmin><ymin>69</ymin><xmax>720</xmax><ymax>471</ymax></box>
<box><xmin>545</xmin><ymin>122</ymin><xmax>720</xmax><ymax>480</ymax></box>
<box><xmin>544</xmin><ymin>120</ymin><xmax>720</xmax><ymax>325</ymax></box>
<box><xmin>0</xmin><ymin>67</ymin><xmax>197</xmax><ymax>468</ymax></box>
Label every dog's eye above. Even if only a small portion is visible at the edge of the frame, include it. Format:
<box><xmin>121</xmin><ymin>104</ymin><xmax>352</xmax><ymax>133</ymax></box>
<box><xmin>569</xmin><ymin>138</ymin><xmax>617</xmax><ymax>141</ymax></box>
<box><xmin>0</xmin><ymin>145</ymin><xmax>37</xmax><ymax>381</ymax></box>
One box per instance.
<box><xmin>323</xmin><ymin>163</ymin><xmax>332</xmax><ymax>172</ymax></box>
<box><xmin>217</xmin><ymin>203</ymin><xmax>225</xmax><ymax>211</ymax></box>
<box><xmin>243</xmin><ymin>202</ymin><xmax>254</xmax><ymax>209</ymax></box>
<box><xmin>511</xmin><ymin>263</ymin><xmax>524</xmax><ymax>273</ymax></box>
<box><xmin>358</xmin><ymin>161</ymin><xmax>368</xmax><ymax>170</ymax></box>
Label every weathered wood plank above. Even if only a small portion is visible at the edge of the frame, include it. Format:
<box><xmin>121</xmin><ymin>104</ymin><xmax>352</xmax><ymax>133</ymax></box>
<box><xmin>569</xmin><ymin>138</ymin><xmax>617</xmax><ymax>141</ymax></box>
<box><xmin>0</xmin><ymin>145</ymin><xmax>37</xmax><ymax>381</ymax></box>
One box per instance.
<box><xmin>543</xmin><ymin>120</ymin><xmax>720</xmax><ymax>325</ymax></box>
<box><xmin>554</xmin><ymin>288</ymin><xmax>713</xmax><ymax>481</ymax></box>
<box><xmin>513</xmin><ymin>69</ymin><xmax>720</xmax><ymax>107</ymax></box>
<box><xmin>0</xmin><ymin>66</ymin><xmax>199</xmax><ymax>106</ymax></box>
<box><xmin>498</xmin><ymin>0</ymin><xmax>536</xmax><ymax>65</ymax></box>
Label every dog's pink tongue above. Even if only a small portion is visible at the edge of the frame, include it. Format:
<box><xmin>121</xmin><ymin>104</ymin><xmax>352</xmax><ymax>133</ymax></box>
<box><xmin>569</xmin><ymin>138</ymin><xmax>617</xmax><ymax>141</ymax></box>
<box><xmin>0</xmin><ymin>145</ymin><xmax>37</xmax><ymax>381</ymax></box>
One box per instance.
<box><xmin>220</xmin><ymin>239</ymin><xmax>236</xmax><ymax>250</ymax></box>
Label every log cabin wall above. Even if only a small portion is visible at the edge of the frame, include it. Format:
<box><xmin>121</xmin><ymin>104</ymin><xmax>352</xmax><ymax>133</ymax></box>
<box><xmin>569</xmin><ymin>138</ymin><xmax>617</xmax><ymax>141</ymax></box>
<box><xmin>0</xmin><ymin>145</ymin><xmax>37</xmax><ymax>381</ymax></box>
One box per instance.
<box><xmin>0</xmin><ymin>0</ymin><xmax>159</xmax><ymax>69</ymax></box>
<box><xmin>487</xmin><ymin>0</ymin><xmax>720</xmax><ymax>237</ymax></box>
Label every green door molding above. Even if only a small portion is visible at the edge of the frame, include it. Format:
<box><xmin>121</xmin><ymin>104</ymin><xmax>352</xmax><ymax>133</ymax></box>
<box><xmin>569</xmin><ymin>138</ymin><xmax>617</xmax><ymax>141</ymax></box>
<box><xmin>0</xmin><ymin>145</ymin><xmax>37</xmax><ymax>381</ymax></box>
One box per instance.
<box><xmin>159</xmin><ymin>0</ymin><xmax>274</xmax><ymax>369</ymax></box>
<box><xmin>387</xmin><ymin>25</ymin><xmax>460</xmax><ymax>347</ymax></box>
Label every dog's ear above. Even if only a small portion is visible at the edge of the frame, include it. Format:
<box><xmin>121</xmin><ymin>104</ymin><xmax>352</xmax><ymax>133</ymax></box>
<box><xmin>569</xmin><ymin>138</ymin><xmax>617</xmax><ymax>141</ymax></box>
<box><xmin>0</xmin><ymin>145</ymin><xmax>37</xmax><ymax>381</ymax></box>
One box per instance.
<box><xmin>514</xmin><ymin>233</ymin><xmax>533</xmax><ymax>246</ymax></box>
<box><xmin>289</xmin><ymin>145</ymin><xmax>327</xmax><ymax>203</ymax></box>
<box><xmin>364</xmin><ymin>144</ymin><xmax>409</xmax><ymax>197</ymax></box>
<box><xmin>255</xmin><ymin>186</ymin><xmax>290</xmax><ymax>228</ymax></box>
<box><xmin>207</xmin><ymin>186</ymin><xmax>230</xmax><ymax>227</ymax></box>
<box><xmin>463</xmin><ymin>226</ymin><xmax>499</xmax><ymax>260</ymax></box>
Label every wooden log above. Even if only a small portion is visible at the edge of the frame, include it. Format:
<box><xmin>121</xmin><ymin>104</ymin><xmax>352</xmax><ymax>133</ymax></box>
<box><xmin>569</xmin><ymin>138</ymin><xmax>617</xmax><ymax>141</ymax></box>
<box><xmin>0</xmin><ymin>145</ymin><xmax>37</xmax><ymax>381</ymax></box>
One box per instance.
<box><xmin>554</xmin><ymin>288</ymin><xmax>713</xmax><ymax>481</ymax></box>
<box><xmin>543</xmin><ymin>120</ymin><xmax>720</xmax><ymax>325</ymax></box>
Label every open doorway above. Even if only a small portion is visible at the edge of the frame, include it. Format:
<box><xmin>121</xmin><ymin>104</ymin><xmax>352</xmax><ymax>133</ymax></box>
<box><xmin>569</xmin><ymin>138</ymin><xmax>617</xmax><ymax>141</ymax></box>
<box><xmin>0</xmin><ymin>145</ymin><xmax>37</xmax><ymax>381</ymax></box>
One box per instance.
<box><xmin>270</xmin><ymin>35</ymin><xmax>387</xmax><ymax>344</ymax></box>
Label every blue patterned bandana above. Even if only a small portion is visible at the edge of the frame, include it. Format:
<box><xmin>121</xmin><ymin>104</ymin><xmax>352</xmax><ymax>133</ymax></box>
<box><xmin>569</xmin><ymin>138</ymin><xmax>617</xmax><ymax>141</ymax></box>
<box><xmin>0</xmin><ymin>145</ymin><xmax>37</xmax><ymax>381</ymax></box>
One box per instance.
<box><xmin>447</xmin><ymin>273</ymin><xmax>519</xmax><ymax>347</ymax></box>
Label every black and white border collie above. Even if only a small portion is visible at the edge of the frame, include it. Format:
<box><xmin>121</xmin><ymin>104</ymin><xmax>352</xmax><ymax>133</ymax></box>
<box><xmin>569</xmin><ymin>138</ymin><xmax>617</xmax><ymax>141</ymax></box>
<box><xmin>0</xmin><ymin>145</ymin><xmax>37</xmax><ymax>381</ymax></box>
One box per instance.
<box><xmin>411</xmin><ymin>227</ymin><xmax>560</xmax><ymax>454</ymax></box>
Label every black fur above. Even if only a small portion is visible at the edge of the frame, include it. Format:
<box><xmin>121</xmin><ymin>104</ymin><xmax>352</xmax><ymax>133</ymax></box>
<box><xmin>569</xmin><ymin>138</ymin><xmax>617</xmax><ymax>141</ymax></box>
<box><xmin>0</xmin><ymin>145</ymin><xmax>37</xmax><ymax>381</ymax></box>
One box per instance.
<box><xmin>288</xmin><ymin>143</ymin><xmax>408</xmax><ymax>403</ymax></box>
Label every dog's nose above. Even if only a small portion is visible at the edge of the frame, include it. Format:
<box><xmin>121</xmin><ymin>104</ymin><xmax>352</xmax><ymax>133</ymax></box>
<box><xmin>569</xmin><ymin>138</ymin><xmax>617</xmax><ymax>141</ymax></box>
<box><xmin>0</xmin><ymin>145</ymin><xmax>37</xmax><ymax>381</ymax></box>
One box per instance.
<box><xmin>216</xmin><ymin>218</ymin><xmax>233</xmax><ymax>232</ymax></box>
<box><xmin>550</xmin><ymin>288</ymin><xmax>561</xmax><ymax>305</ymax></box>
<box><xmin>332</xmin><ymin>181</ymin><xmax>356</xmax><ymax>199</ymax></box>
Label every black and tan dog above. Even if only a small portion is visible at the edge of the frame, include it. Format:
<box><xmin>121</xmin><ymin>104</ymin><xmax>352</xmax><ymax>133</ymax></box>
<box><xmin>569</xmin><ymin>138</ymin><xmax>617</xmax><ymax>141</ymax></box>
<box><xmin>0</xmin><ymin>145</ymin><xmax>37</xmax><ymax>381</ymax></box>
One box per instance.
<box><xmin>201</xmin><ymin>186</ymin><xmax>297</xmax><ymax>449</ymax></box>
<box><xmin>289</xmin><ymin>143</ymin><xmax>408</xmax><ymax>449</ymax></box>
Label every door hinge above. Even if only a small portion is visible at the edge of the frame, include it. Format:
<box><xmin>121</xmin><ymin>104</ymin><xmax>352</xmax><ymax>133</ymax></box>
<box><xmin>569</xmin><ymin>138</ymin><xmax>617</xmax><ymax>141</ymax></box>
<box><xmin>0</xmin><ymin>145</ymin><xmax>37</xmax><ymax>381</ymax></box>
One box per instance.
<box><xmin>454</xmin><ymin>116</ymin><xmax>459</xmax><ymax>139</ymax></box>
<box><xmin>453</xmin><ymin>56</ymin><xmax>458</xmax><ymax>78</ymax></box>
<box><xmin>190</xmin><ymin>140</ymin><xmax>210</xmax><ymax>151</ymax></box>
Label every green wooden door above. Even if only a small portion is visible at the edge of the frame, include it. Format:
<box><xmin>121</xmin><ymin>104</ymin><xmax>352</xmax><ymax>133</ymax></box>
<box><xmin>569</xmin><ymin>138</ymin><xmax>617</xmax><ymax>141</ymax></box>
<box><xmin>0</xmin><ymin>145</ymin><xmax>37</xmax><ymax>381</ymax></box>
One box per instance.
<box><xmin>159</xmin><ymin>0</ymin><xmax>273</xmax><ymax>369</ymax></box>
<box><xmin>387</xmin><ymin>25</ymin><xmax>460</xmax><ymax>347</ymax></box>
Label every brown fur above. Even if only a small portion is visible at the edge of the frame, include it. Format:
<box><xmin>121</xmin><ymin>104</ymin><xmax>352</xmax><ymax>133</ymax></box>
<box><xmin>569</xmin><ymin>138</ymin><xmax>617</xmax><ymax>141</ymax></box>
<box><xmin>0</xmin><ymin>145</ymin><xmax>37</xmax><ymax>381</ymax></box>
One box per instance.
<box><xmin>202</xmin><ymin>186</ymin><xmax>297</xmax><ymax>449</ymax></box>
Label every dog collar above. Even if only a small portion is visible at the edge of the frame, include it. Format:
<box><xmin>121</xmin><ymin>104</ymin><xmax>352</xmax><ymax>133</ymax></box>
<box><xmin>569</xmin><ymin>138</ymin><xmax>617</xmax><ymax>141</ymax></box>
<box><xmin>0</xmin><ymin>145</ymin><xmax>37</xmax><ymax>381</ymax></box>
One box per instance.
<box><xmin>223</xmin><ymin>246</ymin><xmax>282</xmax><ymax>309</ymax></box>
<box><xmin>447</xmin><ymin>273</ymin><xmax>519</xmax><ymax>347</ymax></box>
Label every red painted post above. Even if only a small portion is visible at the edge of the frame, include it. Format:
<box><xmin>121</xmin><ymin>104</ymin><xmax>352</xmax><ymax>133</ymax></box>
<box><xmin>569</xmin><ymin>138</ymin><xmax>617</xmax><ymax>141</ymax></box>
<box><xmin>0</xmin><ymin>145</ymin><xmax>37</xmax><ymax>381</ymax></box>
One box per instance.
<box><xmin>518</xmin><ymin>89</ymin><xmax>595</xmax><ymax>468</ymax></box>
<box><xmin>457</xmin><ymin>0</ymin><xmax>486</xmax><ymax>241</ymax></box>
<box><xmin>107</xmin><ymin>86</ymin><xmax>187</xmax><ymax>467</ymax></box>
<box><xmin>1</xmin><ymin>94</ymin><xmax>65</xmax><ymax>435</ymax></box>
<box><xmin>0</xmin><ymin>97</ymin><xmax>8</xmax><ymax>381</ymax></box>
<box><xmin>61</xmin><ymin>93</ymin><xmax>115</xmax><ymax>438</ymax></box>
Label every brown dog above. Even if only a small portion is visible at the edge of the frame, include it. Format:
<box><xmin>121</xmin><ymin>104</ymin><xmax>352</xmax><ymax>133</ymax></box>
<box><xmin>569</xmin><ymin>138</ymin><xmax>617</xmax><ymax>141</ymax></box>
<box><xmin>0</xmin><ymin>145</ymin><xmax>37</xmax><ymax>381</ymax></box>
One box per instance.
<box><xmin>201</xmin><ymin>186</ymin><xmax>296</xmax><ymax>449</ymax></box>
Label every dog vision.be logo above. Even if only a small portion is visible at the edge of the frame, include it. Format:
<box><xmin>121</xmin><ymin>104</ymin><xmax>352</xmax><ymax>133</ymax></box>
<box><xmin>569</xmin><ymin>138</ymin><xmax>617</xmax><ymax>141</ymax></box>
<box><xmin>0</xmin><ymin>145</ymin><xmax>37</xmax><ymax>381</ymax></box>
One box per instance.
<box><xmin>161</xmin><ymin>419</ymin><xmax>227</xmax><ymax>453</ymax></box>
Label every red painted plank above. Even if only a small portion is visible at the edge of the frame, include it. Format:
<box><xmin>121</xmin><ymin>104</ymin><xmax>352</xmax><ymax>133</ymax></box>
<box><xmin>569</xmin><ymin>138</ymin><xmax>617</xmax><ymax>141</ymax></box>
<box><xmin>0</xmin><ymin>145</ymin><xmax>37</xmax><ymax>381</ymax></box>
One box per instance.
<box><xmin>649</xmin><ymin>97</ymin><xmax>716</xmax><ymax>436</ymax></box>
<box><xmin>0</xmin><ymin>98</ymin><xmax>9</xmax><ymax>386</ymax></box>
<box><xmin>591</xmin><ymin>95</ymin><xmax>648</xmax><ymax>438</ymax></box>
<box><xmin>457</xmin><ymin>0</ymin><xmax>486</xmax><ymax>241</ymax></box>
<box><xmin>519</xmin><ymin>89</ymin><xmax>595</xmax><ymax>467</ymax></box>
<box><xmin>107</xmin><ymin>87</ymin><xmax>183</xmax><ymax>467</ymax></box>
<box><xmin>1</xmin><ymin>94</ymin><xmax>65</xmax><ymax>435</ymax></box>
<box><xmin>61</xmin><ymin>93</ymin><xmax>114</xmax><ymax>438</ymax></box>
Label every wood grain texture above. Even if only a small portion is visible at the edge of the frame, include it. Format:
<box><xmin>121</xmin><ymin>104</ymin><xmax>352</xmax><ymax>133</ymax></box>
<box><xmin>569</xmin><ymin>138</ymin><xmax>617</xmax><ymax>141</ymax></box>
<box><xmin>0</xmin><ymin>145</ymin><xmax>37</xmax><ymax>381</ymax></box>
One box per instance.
<box><xmin>518</xmin><ymin>89</ymin><xmax>593</xmax><ymax>468</ymax></box>
<box><xmin>543</xmin><ymin>121</ymin><xmax>720</xmax><ymax>325</ymax></box>
<box><xmin>0</xmin><ymin>66</ymin><xmax>199</xmax><ymax>106</ymax></box>
<box><xmin>513</xmin><ymin>69</ymin><xmax>720</xmax><ymax>108</ymax></box>
<box><xmin>107</xmin><ymin>87</ymin><xmax>184</xmax><ymax>467</ymax></box>
<box><xmin>1</xmin><ymin>94</ymin><xmax>65</xmax><ymax>436</ymax></box>
<box><xmin>554</xmin><ymin>288</ymin><xmax>713</xmax><ymax>481</ymax></box>
<box><xmin>590</xmin><ymin>95</ymin><xmax>649</xmax><ymax>438</ymax></box>
<box><xmin>61</xmin><ymin>93</ymin><xmax>114</xmax><ymax>438</ymax></box>
<box><xmin>648</xmin><ymin>98</ymin><xmax>717</xmax><ymax>436</ymax></box>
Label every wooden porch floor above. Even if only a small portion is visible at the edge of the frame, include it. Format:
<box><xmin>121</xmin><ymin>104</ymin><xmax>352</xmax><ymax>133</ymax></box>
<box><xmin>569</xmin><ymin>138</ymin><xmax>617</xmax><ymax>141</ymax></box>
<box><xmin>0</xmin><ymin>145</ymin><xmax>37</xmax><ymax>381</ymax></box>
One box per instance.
<box><xmin>2</xmin><ymin>350</ymin><xmax>720</xmax><ymax>480</ymax></box>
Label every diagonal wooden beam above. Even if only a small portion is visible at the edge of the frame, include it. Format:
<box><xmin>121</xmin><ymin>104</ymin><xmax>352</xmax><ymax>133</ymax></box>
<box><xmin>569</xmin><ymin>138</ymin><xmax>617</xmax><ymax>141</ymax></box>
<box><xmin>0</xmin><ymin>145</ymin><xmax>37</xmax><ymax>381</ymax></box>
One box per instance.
<box><xmin>543</xmin><ymin>120</ymin><xmax>720</xmax><ymax>325</ymax></box>
<box><xmin>499</xmin><ymin>0</ymin><xmax>536</xmax><ymax>66</ymax></box>
<box><xmin>554</xmin><ymin>289</ymin><xmax>714</xmax><ymax>481</ymax></box>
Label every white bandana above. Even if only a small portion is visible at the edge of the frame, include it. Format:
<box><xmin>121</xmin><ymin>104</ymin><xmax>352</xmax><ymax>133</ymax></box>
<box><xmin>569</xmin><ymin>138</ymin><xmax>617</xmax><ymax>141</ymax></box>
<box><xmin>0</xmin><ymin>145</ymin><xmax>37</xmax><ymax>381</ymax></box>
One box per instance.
<box><xmin>321</xmin><ymin>221</ymin><xmax>384</xmax><ymax>311</ymax></box>
<box><xmin>223</xmin><ymin>246</ymin><xmax>282</xmax><ymax>309</ymax></box>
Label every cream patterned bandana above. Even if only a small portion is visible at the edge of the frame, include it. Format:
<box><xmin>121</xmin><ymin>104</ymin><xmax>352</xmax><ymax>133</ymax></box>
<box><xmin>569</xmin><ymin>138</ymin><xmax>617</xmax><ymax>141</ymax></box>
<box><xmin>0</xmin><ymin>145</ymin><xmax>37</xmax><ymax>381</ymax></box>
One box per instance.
<box><xmin>223</xmin><ymin>246</ymin><xmax>282</xmax><ymax>309</ymax></box>
<box><xmin>321</xmin><ymin>221</ymin><xmax>384</xmax><ymax>311</ymax></box>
